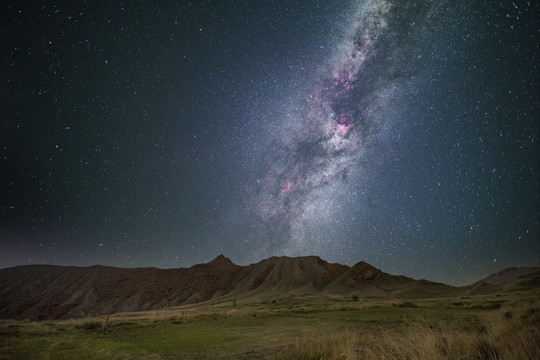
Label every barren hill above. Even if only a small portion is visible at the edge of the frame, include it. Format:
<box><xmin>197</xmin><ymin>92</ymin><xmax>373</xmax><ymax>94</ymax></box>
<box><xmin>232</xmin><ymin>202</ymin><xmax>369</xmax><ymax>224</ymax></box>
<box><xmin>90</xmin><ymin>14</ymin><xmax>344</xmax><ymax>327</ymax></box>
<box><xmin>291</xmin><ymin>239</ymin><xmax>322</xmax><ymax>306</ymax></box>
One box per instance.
<box><xmin>228</xmin><ymin>256</ymin><xmax>349</xmax><ymax>297</ymax></box>
<box><xmin>325</xmin><ymin>261</ymin><xmax>457</xmax><ymax>298</ymax></box>
<box><xmin>0</xmin><ymin>255</ymin><xmax>241</xmax><ymax>320</ymax></box>
<box><xmin>464</xmin><ymin>267</ymin><xmax>540</xmax><ymax>295</ymax></box>
<box><xmin>0</xmin><ymin>256</ymin><xmax>537</xmax><ymax>320</ymax></box>
<box><xmin>479</xmin><ymin>267</ymin><xmax>540</xmax><ymax>285</ymax></box>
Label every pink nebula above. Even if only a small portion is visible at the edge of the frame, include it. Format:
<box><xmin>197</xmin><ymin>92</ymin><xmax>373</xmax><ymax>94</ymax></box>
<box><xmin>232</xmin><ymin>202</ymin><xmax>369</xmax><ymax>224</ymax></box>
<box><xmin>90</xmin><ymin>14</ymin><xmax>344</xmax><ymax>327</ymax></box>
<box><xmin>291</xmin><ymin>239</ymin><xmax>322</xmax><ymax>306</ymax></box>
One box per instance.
<box><xmin>281</xmin><ymin>179</ymin><xmax>295</xmax><ymax>193</ymax></box>
<box><xmin>337</xmin><ymin>123</ymin><xmax>352</xmax><ymax>135</ymax></box>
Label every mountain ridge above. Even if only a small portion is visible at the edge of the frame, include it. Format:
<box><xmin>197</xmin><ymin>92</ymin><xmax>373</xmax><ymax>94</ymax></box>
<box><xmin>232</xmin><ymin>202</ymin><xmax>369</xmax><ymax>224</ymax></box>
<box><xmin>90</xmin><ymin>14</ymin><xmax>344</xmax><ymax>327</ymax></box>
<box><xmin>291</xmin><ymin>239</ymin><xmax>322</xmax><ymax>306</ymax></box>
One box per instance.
<box><xmin>0</xmin><ymin>255</ymin><xmax>537</xmax><ymax>320</ymax></box>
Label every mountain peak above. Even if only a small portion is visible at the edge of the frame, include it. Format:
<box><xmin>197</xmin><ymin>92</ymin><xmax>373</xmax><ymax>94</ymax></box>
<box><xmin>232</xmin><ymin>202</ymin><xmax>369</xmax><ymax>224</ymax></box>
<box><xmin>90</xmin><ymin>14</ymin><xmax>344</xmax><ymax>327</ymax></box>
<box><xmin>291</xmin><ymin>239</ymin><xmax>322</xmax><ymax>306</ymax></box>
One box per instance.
<box><xmin>208</xmin><ymin>254</ymin><xmax>234</xmax><ymax>265</ymax></box>
<box><xmin>351</xmin><ymin>261</ymin><xmax>379</xmax><ymax>272</ymax></box>
<box><xmin>345</xmin><ymin>261</ymin><xmax>382</xmax><ymax>281</ymax></box>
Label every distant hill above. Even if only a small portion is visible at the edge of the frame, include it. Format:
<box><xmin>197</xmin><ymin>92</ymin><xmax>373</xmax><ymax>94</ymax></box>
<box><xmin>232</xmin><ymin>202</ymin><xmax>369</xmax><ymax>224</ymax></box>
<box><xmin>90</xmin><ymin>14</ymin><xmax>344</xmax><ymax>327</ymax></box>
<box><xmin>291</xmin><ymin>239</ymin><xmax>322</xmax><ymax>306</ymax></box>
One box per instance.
<box><xmin>0</xmin><ymin>256</ymin><xmax>538</xmax><ymax>320</ymax></box>
<box><xmin>479</xmin><ymin>267</ymin><xmax>540</xmax><ymax>285</ymax></box>
<box><xmin>463</xmin><ymin>267</ymin><xmax>540</xmax><ymax>296</ymax></box>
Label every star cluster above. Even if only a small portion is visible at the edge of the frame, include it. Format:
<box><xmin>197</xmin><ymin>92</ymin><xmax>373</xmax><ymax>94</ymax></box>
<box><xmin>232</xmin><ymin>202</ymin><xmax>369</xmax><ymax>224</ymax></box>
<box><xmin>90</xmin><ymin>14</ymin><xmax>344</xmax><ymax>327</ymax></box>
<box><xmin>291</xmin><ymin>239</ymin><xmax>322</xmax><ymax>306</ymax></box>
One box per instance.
<box><xmin>1</xmin><ymin>0</ymin><xmax>538</xmax><ymax>285</ymax></box>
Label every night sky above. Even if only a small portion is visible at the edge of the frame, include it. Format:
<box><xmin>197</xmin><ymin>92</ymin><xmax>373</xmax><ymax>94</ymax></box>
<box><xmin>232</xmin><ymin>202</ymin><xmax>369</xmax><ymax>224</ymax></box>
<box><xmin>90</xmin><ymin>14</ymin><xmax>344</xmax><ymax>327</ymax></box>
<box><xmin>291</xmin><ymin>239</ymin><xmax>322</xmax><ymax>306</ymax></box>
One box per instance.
<box><xmin>1</xmin><ymin>0</ymin><xmax>539</xmax><ymax>285</ymax></box>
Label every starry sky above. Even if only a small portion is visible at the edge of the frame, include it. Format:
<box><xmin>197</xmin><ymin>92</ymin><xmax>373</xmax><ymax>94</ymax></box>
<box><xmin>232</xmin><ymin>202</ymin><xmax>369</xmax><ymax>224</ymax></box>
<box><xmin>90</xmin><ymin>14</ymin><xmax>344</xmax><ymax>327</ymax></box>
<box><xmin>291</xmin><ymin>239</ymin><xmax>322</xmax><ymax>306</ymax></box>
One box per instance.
<box><xmin>1</xmin><ymin>0</ymin><xmax>539</xmax><ymax>285</ymax></box>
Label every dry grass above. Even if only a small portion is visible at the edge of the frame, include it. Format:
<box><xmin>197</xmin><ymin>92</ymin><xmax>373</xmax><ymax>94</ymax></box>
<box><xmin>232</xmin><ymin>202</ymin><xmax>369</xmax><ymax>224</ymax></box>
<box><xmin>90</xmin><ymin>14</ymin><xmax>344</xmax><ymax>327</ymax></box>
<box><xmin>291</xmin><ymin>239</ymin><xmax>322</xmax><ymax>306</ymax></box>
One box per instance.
<box><xmin>293</xmin><ymin>301</ymin><xmax>540</xmax><ymax>360</ymax></box>
<box><xmin>0</xmin><ymin>291</ymin><xmax>538</xmax><ymax>359</ymax></box>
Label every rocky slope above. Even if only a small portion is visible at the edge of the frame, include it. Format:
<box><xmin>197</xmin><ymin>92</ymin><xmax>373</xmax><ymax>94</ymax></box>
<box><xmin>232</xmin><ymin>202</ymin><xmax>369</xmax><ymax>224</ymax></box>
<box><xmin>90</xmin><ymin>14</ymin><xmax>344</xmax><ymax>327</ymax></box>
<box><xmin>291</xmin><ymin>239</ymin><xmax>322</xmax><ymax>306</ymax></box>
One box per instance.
<box><xmin>0</xmin><ymin>255</ymin><xmax>241</xmax><ymax>320</ymax></box>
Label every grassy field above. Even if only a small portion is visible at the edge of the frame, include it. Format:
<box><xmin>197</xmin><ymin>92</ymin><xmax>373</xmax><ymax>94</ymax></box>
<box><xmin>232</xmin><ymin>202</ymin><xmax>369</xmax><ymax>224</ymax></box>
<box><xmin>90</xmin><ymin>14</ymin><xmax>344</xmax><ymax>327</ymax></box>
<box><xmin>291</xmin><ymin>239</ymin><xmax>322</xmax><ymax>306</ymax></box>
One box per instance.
<box><xmin>1</xmin><ymin>290</ymin><xmax>539</xmax><ymax>359</ymax></box>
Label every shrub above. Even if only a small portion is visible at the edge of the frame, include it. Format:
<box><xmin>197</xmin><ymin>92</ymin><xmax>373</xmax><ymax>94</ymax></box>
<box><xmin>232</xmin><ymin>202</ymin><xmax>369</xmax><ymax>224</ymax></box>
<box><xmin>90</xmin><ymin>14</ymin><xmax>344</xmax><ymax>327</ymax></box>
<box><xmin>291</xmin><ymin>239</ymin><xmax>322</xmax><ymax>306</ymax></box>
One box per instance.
<box><xmin>78</xmin><ymin>321</ymin><xmax>102</xmax><ymax>331</ymax></box>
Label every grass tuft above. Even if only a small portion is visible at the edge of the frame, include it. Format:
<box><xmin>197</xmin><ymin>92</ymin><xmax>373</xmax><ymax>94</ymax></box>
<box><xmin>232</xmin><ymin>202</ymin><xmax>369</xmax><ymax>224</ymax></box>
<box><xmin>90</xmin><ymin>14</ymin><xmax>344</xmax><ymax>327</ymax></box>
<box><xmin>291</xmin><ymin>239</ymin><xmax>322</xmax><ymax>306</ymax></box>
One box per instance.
<box><xmin>77</xmin><ymin>321</ymin><xmax>102</xmax><ymax>331</ymax></box>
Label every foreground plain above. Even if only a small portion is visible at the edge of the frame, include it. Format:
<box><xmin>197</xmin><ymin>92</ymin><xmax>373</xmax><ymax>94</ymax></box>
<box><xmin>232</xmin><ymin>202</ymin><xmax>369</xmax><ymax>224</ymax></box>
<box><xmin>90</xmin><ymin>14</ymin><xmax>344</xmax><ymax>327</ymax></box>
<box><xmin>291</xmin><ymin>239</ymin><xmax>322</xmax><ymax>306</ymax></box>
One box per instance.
<box><xmin>1</xmin><ymin>290</ymin><xmax>539</xmax><ymax>360</ymax></box>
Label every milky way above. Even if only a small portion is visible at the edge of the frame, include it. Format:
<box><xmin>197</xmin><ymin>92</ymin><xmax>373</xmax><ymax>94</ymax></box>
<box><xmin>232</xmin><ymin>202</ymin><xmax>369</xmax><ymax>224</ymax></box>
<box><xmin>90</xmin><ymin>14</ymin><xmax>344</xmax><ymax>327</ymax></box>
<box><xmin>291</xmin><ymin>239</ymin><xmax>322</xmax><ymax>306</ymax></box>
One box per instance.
<box><xmin>248</xmin><ymin>0</ymin><xmax>409</xmax><ymax>255</ymax></box>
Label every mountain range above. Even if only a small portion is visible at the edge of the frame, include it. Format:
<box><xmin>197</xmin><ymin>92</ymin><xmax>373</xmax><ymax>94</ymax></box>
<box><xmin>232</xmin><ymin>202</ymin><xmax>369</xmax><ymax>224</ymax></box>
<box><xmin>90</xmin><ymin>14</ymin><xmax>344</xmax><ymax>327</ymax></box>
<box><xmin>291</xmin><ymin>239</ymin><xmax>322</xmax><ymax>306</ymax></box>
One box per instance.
<box><xmin>0</xmin><ymin>255</ymin><xmax>538</xmax><ymax>320</ymax></box>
